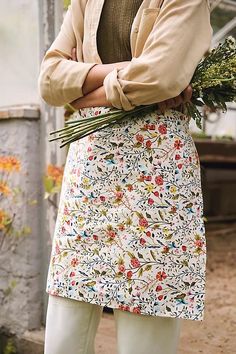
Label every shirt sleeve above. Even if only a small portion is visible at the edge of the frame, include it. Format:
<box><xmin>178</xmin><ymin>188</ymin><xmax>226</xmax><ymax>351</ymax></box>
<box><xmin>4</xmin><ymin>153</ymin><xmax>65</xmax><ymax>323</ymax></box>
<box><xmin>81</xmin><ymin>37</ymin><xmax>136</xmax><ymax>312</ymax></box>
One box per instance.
<box><xmin>103</xmin><ymin>0</ymin><xmax>213</xmax><ymax>111</ymax></box>
<box><xmin>38</xmin><ymin>0</ymin><xmax>97</xmax><ymax>107</ymax></box>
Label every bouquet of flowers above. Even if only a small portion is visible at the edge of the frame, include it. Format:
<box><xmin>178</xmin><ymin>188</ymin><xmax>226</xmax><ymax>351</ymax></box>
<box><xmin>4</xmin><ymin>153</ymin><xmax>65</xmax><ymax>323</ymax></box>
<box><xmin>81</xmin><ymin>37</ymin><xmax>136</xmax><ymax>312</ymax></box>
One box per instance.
<box><xmin>50</xmin><ymin>37</ymin><xmax>236</xmax><ymax>148</ymax></box>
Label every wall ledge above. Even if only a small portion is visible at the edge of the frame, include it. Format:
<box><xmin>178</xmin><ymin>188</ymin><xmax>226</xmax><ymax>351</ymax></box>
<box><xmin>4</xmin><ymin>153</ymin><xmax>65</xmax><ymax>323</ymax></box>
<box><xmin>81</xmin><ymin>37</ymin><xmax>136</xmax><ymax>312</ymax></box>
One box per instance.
<box><xmin>0</xmin><ymin>104</ymin><xmax>40</xmax><ymax>120</ymax></box>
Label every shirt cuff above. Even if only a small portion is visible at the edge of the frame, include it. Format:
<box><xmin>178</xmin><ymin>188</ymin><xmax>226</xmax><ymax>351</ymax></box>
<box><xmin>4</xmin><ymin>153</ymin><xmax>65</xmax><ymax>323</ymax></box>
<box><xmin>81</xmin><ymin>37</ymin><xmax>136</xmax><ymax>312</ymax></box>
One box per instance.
<box><xmin>103</xmin><ymin>68</ymin><xmax>136</xmax><ymax>111</ymax></box>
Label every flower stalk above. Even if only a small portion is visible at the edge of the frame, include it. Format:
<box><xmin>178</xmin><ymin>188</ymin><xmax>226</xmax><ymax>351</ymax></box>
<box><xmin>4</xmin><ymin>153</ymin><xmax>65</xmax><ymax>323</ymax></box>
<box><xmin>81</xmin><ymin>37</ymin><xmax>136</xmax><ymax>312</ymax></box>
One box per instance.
<box><xmin>50</xmin><ymin>37</ymin><xmax>236</xmax><ymax>148</ymax></box>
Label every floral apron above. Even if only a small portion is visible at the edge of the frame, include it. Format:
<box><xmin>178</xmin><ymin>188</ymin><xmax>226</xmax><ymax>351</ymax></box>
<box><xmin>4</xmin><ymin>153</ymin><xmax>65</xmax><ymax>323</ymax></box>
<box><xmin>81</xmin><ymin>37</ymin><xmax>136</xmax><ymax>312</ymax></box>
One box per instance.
<box><xmin>46</xmin><ymin>107</ymin><xmax>206</xmax><ymax>321</ymax></box>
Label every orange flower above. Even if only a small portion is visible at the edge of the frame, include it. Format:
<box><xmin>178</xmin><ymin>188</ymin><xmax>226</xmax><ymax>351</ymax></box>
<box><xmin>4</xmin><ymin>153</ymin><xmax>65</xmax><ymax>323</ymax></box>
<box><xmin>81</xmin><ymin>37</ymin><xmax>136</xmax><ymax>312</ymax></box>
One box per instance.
<box><xmin>47</xmin><ymin>164</ymin><xmax>64</xmax><ymax>185</ymax></box>
<box><xmin>0</xmin><ymin>209</ymin><xmax>11</xmax><ymax>230</ymax></box>
<box><xmin>0</xmin><ymin>181</ymin><xmax>11</xmax><ymax>196</ymax></box>
<box><xmin>156</xmin><ymin>271</ymin><xmax>167</xmax><ymax>281</ymax></box>
<box><xmin>0</xmin><ymin>156</ymin><xmax>21</xmax><ymax>172</ymax></box>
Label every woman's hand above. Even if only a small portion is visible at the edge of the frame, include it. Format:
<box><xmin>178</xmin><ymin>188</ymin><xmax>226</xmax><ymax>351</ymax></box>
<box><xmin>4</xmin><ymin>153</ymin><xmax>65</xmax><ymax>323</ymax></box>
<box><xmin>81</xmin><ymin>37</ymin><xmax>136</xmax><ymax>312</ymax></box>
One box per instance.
<box><xmin>70</xmin><ymin>86</ymin><xmax>112</xmax><ymax>110</ymax></box>
<box><xmin>158</xmin><ymin>85</ymin><xmax>193</xmax><ymax>114</ymax></box>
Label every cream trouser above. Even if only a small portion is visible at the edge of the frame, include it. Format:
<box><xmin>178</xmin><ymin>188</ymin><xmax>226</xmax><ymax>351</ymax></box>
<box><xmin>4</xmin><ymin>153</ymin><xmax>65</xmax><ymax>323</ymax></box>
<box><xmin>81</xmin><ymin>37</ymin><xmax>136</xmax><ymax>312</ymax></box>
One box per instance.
<box><xmin>44</xmin><ymin>294</ymin><xmax>181</xmax><ymax>354</ymax></box>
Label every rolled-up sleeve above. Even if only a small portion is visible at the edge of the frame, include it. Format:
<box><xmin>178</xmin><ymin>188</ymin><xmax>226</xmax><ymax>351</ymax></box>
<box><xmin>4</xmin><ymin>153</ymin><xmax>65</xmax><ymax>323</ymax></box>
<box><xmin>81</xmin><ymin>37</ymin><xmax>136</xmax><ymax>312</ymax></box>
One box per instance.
<box><xmin>38</xmin><ymin>1</ymin><xmax>97</xmax><ymax>107</ymax></box>
<box><xmin>103</xmin><ymin>0</ymin><xmax>213</xmax><ymax>111</ymax></box>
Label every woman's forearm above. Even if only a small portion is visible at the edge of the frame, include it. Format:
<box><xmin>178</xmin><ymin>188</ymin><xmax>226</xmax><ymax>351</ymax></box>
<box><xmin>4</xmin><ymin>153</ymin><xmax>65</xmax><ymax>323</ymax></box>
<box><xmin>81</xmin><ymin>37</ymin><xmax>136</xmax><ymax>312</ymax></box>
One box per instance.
<box><xmin>82</xmin><ymin>61</ymin><xmax>130</xmax><ymax>95</ymax></box>
<box><xmin>71</xmin><ymin>86</ymin><xmax>112</xmax><ymax>109</ymax></box>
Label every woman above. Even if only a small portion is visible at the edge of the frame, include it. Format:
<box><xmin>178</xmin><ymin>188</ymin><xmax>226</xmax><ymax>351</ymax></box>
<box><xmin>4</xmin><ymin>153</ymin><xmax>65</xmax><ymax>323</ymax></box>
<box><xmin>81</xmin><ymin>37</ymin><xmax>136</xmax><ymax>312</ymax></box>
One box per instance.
<box><xmin>38</xmin><ymin>1</ymin><xmax>213</xmax><ymax>353</ymax></box>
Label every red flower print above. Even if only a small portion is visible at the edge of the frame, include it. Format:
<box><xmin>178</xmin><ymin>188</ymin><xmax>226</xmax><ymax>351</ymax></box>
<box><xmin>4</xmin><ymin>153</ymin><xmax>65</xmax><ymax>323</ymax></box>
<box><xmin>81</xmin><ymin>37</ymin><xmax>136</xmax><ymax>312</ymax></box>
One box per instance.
<box><xmin>158</xmin><ymin>295</ymin><xmax>163</xmax><ymax>301</ymax></box>
<box><xmin>146</xmin><ymin>231</ymin><xmax>151</xmax><ymax>237</ymax></box>
<box><xmin>138</xmin><ymin>174</ymin><xmax>145</xmax><ymax>182</ymax></box>
<box><xmin>133</xmin><ymin>307</ymin><xmax>141</xmax><ymax>314</ymax></box>
<box><xmin>118</xmin><ymin>264</ymin><xmax>125</xmax><ymax>273</ymax></box>
<box><xmin>70</xmin><ymin>271</ymin><xmax>75</xmax><ymax>277</ymax></box>
<box><xmin>155</xmin><ymin>176</ymin><xmax>163</xmax><ymax>186</ymax></box>
<box><xmin>87</xmin><ymin>146</ymin><xmax>92</xmax><ymax>152</ymax></box>
<box><xmin>123</xmin><ymin>305</ymin><xmax>130</xmax><ymax>311</ymax></box>
<box><xmin>115</xmin><ymin>191</ymin><xmax>124</xmax><ymax>199</ymax></box>
<box><xmin>71</xmin><ymin>258</ymin><xmax>79</xmax><ymax>267</ymax></box>
<box><xmin>136</xmin><ymin>134</ymin><xmax>144</xmax><ymax>143</ymax></box>
<box><xmin>153</xmin><ymin>191</ymin><xmax>159</xmax><ymax>197</ymax></box>
<box><xmin>175</xmin><ymin>154</ymin><xmax>181</xmax><ymax>160</ymax></box>
<box><xmin>148</xmin><ymin>198</ymin><xmax>154</xmax><ymax>205</ymax></box>
<box><xmin>131</xmin><ymin>258</ymin><xmax>141</xmax><ymax>268</ymax></box>
<box><xmin>174</xmin><ymin>139</ymin><xmax>183</xmax><ymax>149</ymax></box>
<box><xmin>93</xmin><ymin>235</ymin><xmax>98</xmax><ymax>240</ymax></box>
<box><xmin>107</xmin><ymin>230</ymin><xmax>116</xmax><ymax>239</ymax></box>
<box><xmin>144</xmin><ymin>175</ymin><xmax>152</xmax><ymax>182</ymax></box>
<box><xmin>127</xmin><ymin>184</ymin><xmax>133</xmax><ymax>192</ymax></box>
<box><xmin>55</xmin><ymin>243</ymin><xmax>60</xmax><ymax>254</ymax></box>
<box><xmin>118</xmin><ymin>224</ymin><xmax>125</xmax><ymax>231</ymax></box>
<box><xmin>71</xmin><ymin>280</ymin><xmax>76</xmax><ymax>286</ymax></box>
<box><xmin>146</xmin><ymin>140</ymin><xmax>152</xmax><ymax>149</ymax></box>
<box><xmin>195</xmin><ymin>240</ymin><xmax>203</xmax><ymax>248</ymax></box>
<box><xmin>127</xmin><ymin>271</ymin><xmax>133</xmax><ymax>279</ymax></box>
<box><xmin>100</xmin><ymin>196</ymin><xmax>106</xmax><ymax>202</ymax></box>
<box><xmin>88</xmin><ymin>155</ymin><xmax>93</xmax><ymax>161</ymax></box>
<box><xmin>178</xmin><ymin>164</ymin><xmax>183</xmax><ymax>169</ymax></box>
<box><xmin>64</xmin><ymin>206</ymin><xmax>69</xmax><ymax>215</ymax></box>
<box><xmin>182</xmin><ymin>245</ymin><xmax>187</xmax><ymax>252</ymax></box>
<box><xmin>156</xmin><ymin>285</ymin><xmax>162</xmax><ymax>292</ymax></box>
<box><xmin>158</xmin><ymin>124</ymin><xmax>167</xmax><ymax>134</ymax></box>
<box><xmin>140</xmin><ymin>238</ymin><xmax>146</xmax><ymax>246</ymax></box>
<box><xmin>156</xmin><ymin>271</ymin><xmax>167</xmax><ymax>281</ymax></box>
<box><xmin>149</xmin><ymin>124</ymin><xmax>156</xmax><ymax>130</ymax></box>
<box><xmin>139</xmin><ymin>218</ymin><xmax>148</xmax><ymax>228</ymax></box>
<box><xmin>162</xmin><ymin>246</ymin><xmax>169</xmax><ymax>253</ymax></box>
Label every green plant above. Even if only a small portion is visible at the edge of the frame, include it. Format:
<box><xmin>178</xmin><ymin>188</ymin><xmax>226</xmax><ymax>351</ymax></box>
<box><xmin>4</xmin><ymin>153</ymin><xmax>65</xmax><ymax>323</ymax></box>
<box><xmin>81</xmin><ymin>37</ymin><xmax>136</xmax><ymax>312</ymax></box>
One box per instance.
<box><xmin>0</xmin><ymin>155</ymin><xmax>32</xmax><ymax>252</ymax></box>
<box><xmin>4</xmin><ymin>338</ymin><xmax>16</xmax><ymax>354</ymax></box>
<box><xmin>64</xmin><ymin>0</ymin><xmax>71</xmax><ymax>9</ymax></box>
<box><xmin>50</xmin><ymin>37</ymin><xmax>236</xmax><ymax>147</ymax></box>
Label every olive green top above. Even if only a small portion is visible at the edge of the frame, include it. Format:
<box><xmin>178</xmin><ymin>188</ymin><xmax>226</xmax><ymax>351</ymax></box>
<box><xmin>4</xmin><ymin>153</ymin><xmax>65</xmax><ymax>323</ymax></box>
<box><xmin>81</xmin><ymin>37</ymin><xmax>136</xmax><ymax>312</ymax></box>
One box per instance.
<box><xmin>97</xmin><ymin>0</ymin><xmax>143</xmax><ymax>64</ymax></box>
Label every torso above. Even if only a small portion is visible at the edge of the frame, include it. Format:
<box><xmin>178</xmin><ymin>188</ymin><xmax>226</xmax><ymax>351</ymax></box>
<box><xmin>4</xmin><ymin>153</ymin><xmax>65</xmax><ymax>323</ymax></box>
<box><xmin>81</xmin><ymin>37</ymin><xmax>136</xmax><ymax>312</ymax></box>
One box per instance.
<box><xmin>96</xmin><ymin>0</ymin><xmax>143</xmax><ymax>63</ymax></box>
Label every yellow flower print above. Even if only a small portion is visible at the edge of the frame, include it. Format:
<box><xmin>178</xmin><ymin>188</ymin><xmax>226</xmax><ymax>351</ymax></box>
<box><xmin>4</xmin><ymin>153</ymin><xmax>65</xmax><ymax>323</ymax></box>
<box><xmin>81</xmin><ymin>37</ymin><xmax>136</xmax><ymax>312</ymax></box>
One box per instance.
<box><xmin>163</xmin><ymin>227</ymin><xmax>170</xmax><ymax>235</ymax></box>
<box><xmin>101</xmin><ymin>209</ymin><xmax>107</xmax><ymax>216</ymax></box>
<box><xmin>137</xmin><ymin>226</ymin><xmax>146</xmax><ymax>232</ymax></box>
<box><xmin>125</xmin><ymin>217</ymin><xmax>133</xmax><ymax>226</ymax></box>
<box><xmin>145</xmin><ymin>184</ymin><xmax>155</xmax><ymax>193</ymax></box>
<box><xmin>82</xmin><ymin>177</ymin><xmax>89</xmax><ymax>185</ymax></box>
<box><xmin>169</xmin><ymin>186</ymin><xmax>177</xmax><ymax>194</ymax></box>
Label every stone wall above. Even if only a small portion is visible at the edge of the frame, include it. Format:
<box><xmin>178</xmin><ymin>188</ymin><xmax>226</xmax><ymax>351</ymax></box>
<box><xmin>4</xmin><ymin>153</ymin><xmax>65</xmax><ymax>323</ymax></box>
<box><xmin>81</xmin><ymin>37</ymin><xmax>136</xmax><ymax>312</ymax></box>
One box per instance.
<box><xmin>0</xmin><ymin>105</ymin><xmax>43</xmax><ymax>336</ymax></box>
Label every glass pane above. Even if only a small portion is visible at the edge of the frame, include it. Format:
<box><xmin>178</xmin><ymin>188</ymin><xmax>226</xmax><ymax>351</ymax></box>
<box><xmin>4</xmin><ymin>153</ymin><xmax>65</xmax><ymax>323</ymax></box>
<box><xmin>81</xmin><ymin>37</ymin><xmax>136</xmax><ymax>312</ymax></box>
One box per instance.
<box><xmin>0</xmin><ymin>0</ymin><xmax>39</xmax><ymax>106</ymax></box>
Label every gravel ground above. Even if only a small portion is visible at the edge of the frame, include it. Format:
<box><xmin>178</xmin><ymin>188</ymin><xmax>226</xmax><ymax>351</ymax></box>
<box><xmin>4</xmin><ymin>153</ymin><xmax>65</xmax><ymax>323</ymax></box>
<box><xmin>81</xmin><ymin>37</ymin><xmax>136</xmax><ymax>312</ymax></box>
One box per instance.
<box><xmin>95</xmin><ymin>227</ymin><xmax>236</xmax><ymax>354</ymax></box>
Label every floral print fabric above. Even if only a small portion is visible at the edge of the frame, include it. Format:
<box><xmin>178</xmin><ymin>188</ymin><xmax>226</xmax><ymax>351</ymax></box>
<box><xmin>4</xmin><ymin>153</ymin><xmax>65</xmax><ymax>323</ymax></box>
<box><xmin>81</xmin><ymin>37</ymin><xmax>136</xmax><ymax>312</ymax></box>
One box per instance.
<box><xmin>46</xmin><ymin>107</ymin><xmax>206</xmax><ymax>321</ymax></box>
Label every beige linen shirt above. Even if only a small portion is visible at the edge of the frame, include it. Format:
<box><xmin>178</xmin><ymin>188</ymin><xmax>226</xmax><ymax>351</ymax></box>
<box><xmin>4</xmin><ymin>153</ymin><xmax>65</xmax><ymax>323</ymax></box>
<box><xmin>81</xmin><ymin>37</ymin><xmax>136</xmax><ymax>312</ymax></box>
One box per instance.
<box><xmin>38</xmin><ymin>0</ymin><xmax>213</xmax><ymax>111</ymax></box>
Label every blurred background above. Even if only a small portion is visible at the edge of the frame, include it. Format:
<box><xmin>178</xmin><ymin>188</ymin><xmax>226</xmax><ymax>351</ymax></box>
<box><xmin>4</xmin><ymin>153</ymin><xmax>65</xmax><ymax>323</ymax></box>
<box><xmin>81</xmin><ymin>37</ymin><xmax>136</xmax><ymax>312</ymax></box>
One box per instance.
<box><xmin>0</xmin><ymin>1</ymin><xmax>235</xmax><ymax>353</ymax></box>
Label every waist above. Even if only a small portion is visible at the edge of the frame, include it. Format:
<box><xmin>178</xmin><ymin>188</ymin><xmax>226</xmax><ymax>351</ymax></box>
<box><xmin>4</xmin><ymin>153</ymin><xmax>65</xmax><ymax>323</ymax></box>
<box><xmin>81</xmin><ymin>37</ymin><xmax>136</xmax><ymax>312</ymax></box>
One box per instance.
<box><xmin>78</xmin><ymin>106</ymin><xmax>190</xmax><ymax>126</ymax></box>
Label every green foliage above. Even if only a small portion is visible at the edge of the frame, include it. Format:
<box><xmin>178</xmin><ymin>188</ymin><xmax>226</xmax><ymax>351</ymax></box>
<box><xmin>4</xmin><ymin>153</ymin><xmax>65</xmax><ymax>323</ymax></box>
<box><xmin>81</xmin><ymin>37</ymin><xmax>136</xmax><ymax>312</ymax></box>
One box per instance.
<box><xmin>3</xmin><ymin>280</ymin><xmax>17</xmax><ymax>297</ymax></box>
<box><xmin>49</xmin><ymin>37</ymin><xmax>236</xmax><ymax>144</ymax></box>
<box><xmin>4</xmin><ymin>339</ymin><xmax>16</xmax><ymax>354</ymax></box>
<box><xmin>64</xmin><ymin>0</ymin><xmax>71</xmax><ymax>9</ymax></box>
